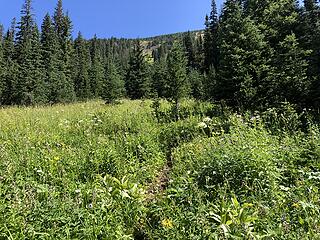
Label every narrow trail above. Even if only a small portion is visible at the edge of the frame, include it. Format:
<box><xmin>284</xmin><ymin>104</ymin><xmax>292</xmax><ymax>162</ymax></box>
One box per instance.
<box><xmin>145</xmin><ymin>151</ymin><xmax>173</xmax><ymax>202</ymax></box>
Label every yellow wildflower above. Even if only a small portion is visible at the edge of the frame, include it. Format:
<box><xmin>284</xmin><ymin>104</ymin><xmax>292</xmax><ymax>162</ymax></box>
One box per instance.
<box><xmin>161</xmin><ymin>219</ymin><xmax>173</xmax><ymax>229</ymax></box>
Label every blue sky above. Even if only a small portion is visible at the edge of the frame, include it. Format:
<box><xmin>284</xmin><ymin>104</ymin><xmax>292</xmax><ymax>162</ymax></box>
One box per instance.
<box><xmin>0</xmin><ymin>0</ymin><xmax>224</xmax><ymax>39</ymax></box>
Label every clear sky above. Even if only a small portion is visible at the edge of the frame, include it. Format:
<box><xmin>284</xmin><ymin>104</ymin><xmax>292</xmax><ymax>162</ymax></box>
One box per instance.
<box><xmin>0</xmin><ymin>0</ymin><xmax>225</xmax><ymax>39</ymax></box>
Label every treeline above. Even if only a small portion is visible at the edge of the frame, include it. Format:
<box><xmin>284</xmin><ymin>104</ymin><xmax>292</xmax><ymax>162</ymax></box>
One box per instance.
<box><xmin>0</xmin><ymin>0</ymin><xmax>319</xmax><ymax>110</ymax></box>
<box><xmin>148</xmin><ymin>0</ymin><xmax>320</xmax><ymax>111</ymax></box>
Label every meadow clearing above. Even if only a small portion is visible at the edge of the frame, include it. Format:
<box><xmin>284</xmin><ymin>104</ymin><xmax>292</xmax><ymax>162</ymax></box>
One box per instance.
<box><xmin>0</xmin><ymin>100</ymin><xmax>319</xmax><ymax>239</ymax></box>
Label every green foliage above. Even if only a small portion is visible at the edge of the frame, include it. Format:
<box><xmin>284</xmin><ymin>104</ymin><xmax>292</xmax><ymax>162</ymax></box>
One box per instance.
<box><xmin>125</xmin><ymin>40</ymin><xmax>151</xmax><ymax>99</ymax></box>
<box><xmin>167</xmin><ymin>41</ymin><xmax>189</xmax><ymax>103</ymax></box>
<box><xmin>0</xmin><ymin>100</ymin><xmax>319</xmax><ymax>238</ymax></box>
<box><xmin>102</xmin><ymin>59</ymin><xmax>125</xmax><ymax>103</ymax></box>
<box><xmin>73</xmin><ymin>32</ymin><xmax>91</xmax><ymax>100</ymax></box>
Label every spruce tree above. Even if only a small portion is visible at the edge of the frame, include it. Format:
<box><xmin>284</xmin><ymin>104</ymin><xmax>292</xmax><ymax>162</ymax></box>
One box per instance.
<box><xmin>275</xmin><ymin>33</ymin><xmax>310</xmax><ymax>105</ymax></box>
<box><xmin>167</xmin><ymin>41</ymin><xmax>188</xmax><ymax>120</ymax></box>
<box><xmin>102</xmin><ymin>58</ymin><xmax>125</xmax><ymax>103</ymax></box>
<box><xmin>0</xmin><ymin>25</ymin><xmax>4</xmax><ymax>103</ymax></box>
<box><xmin>217</xmin><ymin>0</ymin><xmax>271</xmax><ymax>109</ymax></box>
<box><xmin>203</xmin><ymin>0</ymin><xmax>219</xmax><ymax>72</ymax></box>
<box><xmin>41</xmin><ymin>13</ymin><xmax>61</xmax><ymax>103</ymax></box>
<box><xmin>183</xmin><ymin>31</ymin><xmax>196</xmax><ymax>71</ymax></box>
<box><xmin>2</xmin><ymin>19</ymin><xmax>17</xmax><ymax>105</ymax></box>
<box><xmin>30</xmin><ymin>24</ymin><xmax>46</xmax><ymax>104</ymax></box>
<box><xmin>125</xmin><ymin>40</ymin><xmax>150</xmax><ymax>99</ymax></box>
<box><xmin>53</xmin><ymin>0</ymin><xmax>75</xmax><ymax>102</ymax></box>
<box><xmin>73</xmin><ymin>32</ymin><xmax>91</xmax><ymax>100</ymax></box>
<box><xmin>151</xmin><ymin>58</ymin><xmax>169</xmax><ymax>98</ymax></box>
<box><xmin>15</xmin><ymin>0</ymin><xmax>45</xmax><ymax>105</ymax></box>
<box><xmin>299</xmin><ymin>0</ymin><xmax>320</xmax><ymax>107</ymax></box>
<box><xmin>89</xmin><ymin>35</ymin><xmax>105</xmax><ymax>98</ymax></box>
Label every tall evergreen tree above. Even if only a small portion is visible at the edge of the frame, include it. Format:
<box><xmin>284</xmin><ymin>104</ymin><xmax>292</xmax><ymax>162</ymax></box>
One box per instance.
<box><xmin>2</xmin><ymin>18</ymin><xmax>17</xmax><ymax>105</ymax></box>
<box><xmin>151</xmin><ymin>58</ymin><xmax>169</xmax><ymax>98</ymax></box>
<box><xmin>167</xmin><ymin>41</ymin><xmax>189</xmax><ymax>119</ymax></box>
<box><xmin>183</xmin><ymin>31</ymin><xmax>196</xmax><ymax>71</ymax></box>
<box><xmin>89</xmin><ymin>35</ymin><xmax>105</xmax><ymax>98</ymax></box>
<box><xmin>73</xmin><ymin>32</ymin><xmax>91</xmax><ymax>100</ymax></box>
<box><xmin>102</xmin><ymin>58</ymin><xmax>125</xmax><ymax>103</ymax></box>
<box><xmin>15</xmin><ymin>0</ymin><xmax>45</xmax><ymax>105</ymax></box>
<box><xmin>203</xmin><ymin>0</ymin><xmax>219</xmax><ymax>72</ymax></box>
<box><xmin>275</xmin><ymin>33</ymin><xmax>310</xmax><ymax>105</ymax></box>
<box><xmin>125</xmin><ymin>40</ymin><xmax>150</xmax><ymax>99</ymax></box>
<box><xmin>217</xmin><ymin>0</ymin><xmax>271</xmax><ymax>109</ymax></box>
<box><xmin>30</xmin><ymin>24</ymin><xmax>46</xmax><ymax>104</ymax></box>
<box><xmin>0</xmin><ymin>25</ymin><xmax>4</xmax><ymax>103</ymax></box>
<box><xmin>299</xmin><ymin>0</ymin><xmax>320</xmax><ymax>107</ymax></box>
<box><xmin>41</xmin><ymin>13</ymin><xmax>61</xmax><ymax>103</ymax></box>
<box><xmin>53</xmin><ymin>0</ymin><xmax>75</xmax><ymax>102</ymax></box>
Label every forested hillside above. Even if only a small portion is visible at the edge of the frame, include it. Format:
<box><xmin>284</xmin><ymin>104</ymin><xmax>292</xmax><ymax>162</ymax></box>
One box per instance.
<box><xmin>1</xmin><ymin>0</ymin><xmax>319</xmax><ymax>110</ymax></box>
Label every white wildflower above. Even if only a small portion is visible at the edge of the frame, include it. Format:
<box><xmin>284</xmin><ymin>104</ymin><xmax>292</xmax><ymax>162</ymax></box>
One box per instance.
<box><xmin>203</xmin><ymin>117</ymin><xmax>212</xmax><ymax>123</ymax></box>
<box><xmin>197</xmin><ymin>122</ymin><xmax>207</xmax><ymax>128</ymax></box>
<box><xmin>75</xmin><ymin>189</ymin><xmax>81</xmax><ymax>194</ymax></box>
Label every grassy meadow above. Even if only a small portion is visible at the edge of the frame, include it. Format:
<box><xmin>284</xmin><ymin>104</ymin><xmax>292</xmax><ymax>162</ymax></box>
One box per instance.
<box><xmin>0</xmin><ymin>100</ymin><xmax>319</xmax><ymax>239</ymax></box>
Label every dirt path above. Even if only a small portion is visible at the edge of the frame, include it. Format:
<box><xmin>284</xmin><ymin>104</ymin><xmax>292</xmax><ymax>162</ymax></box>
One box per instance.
<box><xmin>145</xmin><ymin>153</ymin><xmax>173</xmax><ymax>202</ymax></box>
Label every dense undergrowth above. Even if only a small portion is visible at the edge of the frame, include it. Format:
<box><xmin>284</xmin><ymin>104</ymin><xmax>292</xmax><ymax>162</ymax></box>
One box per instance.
<box><xmin>0</xmin><ymin>100</ymin><xmax>319</xmax><ymax>239</ymax></box>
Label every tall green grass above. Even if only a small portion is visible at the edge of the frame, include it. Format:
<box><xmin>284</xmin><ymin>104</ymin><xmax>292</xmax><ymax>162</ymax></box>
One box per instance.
<box><xmin>0</xmin><ymin>100</ymin><xmax>319</xmax><ymax>239</ymax></box>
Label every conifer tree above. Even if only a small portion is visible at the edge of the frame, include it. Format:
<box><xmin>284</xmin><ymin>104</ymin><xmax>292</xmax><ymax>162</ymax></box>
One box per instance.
<box><xmin>30</xmin><ymin>24</ymin><xmax>46</xmax><ymax>104</ymax></box>
<box><xmin>41</xmin><ymin>13</ymin><xmax>60</xmax><ymax>103</ymax></box>
<box><xmin>125</xmin><ymin>40</ymin><xmax>150</xmax><ymax>99</ymax></box>
<box><xmin>73</xmin><ymin>32</ymin><xmax>91</xmax><ymax>100</ymax></box>
<box><xmin>275</xmin><ymin>33</ymin><xmax>310</xmax><ymax>105</ymax></box>
<box><xmin>151</xmin><ymin>58</ymin><xmax>169</xmax><ymax>98</ymax></box>
<box><xmin>203</xmin><ymin>0</ymin><xmax>219</xmax><ymax>72</ymax></box>
<box><xmin>299</xmin><ymin>0</ymin><xmax>320</xmax><ymax>107</ymax></box>
<box><xmin>167</xmin><ymin>41</ymin><xmax>188</xmax><ymax>120</ymax></box>
<box><xmin>89</xmin><ymin>35</ymin><xmax>105</xmax><ymax>97</ymax></box>
<box><xmin>102</xmin><ymin>58</ymin><xmax>125</xmax><ymax>103</ymax></box>
<box><xmin>183</xmin><ymin>31</ymin><xmax>196</xmax><ymax>71</ymax></box>
<box><xmin>53</xmin><ymin>0</ymin><xmax>75</xmax><ymax>102</ymax></box>
<box><xmin>2</xmin><ymin>18</ymin><xmax>17</xmax><ymax>105</ymax></box>
<box><xmin>15</xmin><ymin>0</ymin><xmax>45</xmax><ymax>105</ymax></box>
<box><xmin>217</xmin><ymin>0</ymin><xmax>271</xmax><ymax>108</ymax></box>
<box><xmin>0</xmin><ymin>25</ymin><xmax>4</xmax><ymax>103</ymax></box>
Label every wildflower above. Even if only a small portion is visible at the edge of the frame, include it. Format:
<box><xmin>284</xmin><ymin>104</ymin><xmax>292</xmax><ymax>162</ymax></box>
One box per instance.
<box><xmin>161</xmin><ymin>219</ymin><xmax>173</xmax><ymax>229</ymax></box>
<box><xmin>36</xmin><ymin>169</ymin><xmax>43</xmax><ymax>174</ymax></box>
<box><xmin>75</xmin><ymin>189</ymin><xmax>81</xmax><ymax>194</ymax></box>
<box><xmin>88</xmin><ymin>203</ymin><xmax>93</xmax><ymax>209</ymax></box>
<box><xmin>54</xmin><ymin>156</ymin><xmax>60</xmax><ymax>161</ymax></box>
<box><xmin>197</xmin><ymin>122</ymin><xmax>207</xmax><ymax>129</ymax></box>
<box><xmin>203</xmin><ymin>117</ymin><xmax>212</xmax><ymax>123</ymax></box>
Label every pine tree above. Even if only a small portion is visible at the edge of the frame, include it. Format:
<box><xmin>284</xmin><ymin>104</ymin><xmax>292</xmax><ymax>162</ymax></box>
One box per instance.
<box><xmin>41</xmin><ymin>13</ymin><xmax>60</xmax><ymax>103</ymax></box>
<box><xmin>125</xmin><ymin>40</ymin><xmax>150</xmax><ymax>99</ymax></box>
<box><xmin>2</xmin><ymin>18</ymin><xmax>17</xmax><ymax>105</ymax></box>
<box><xmin>0</xmin><ymin>25</ymin><xmax>4</xmax><ymax>103</ymax></box>
<box><xmin>203</xmin><ymin>0</ymin><xmax>219</xmax><ymax>72</ymax></box>
<box><xmin>188</xmin><ymin>70</ymin><xmax>205</xmax><ymax>100</ymax></box>
<box><xmin>15</xmin><ymin>0</ymin><xmax>45</xmax><ymax>105</ymax></box>
<box><xmin>102</xmin><ymin>58</ymin><xmax>125</xmax><ymax>103</ymax></box>
<box><xmin>30</xmin><ymin>24</ymin><xmax>46</xmax><ymax>104</ymax></box>
<box><xmin>151</xmin><ymin>58</ymin><xmax>169</xmax><ymax>98</ymax></box>
<box><xmin>89</xmin><ymin>35</ymin><xmax>105</xmax><ymax>98</ymax></box>
<box><xmin>73</xmin><ymin>32</ymin><xmax>91</xmax><ymax>100</ymax></box>
<box><xmin>183</xmin><ymin>31</ymin><xmax>196</xmax><ymax>71</ymax></box>
<box><xmin>299</xmin><ymin>0</ymin><xmax>320</xmax><ymax>107</ymax></box>
<box><xmin>217</xmin><ymin>0</ymin><xmax>271</xmax><ymax>109</ymax></box>
<box><xmin>53</xmin><ymin>0</ymin><xmax>75</xmax><ymax>102</ymax></box>
<box><xmin>167</xmin><ymin>41</ymin><xmax>189</xmax><ymax>119</ymax></box>
<box><xmin>275</xmin><ymin>33</ymin><xmax>310</xmax><ymax>105</ymax></box>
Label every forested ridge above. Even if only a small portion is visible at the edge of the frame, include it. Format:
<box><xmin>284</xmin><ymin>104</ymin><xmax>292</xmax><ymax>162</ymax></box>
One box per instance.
<box><xmin>0</xmin><ymin>0</ymin><xmax>319</xmax><ymax>110</ymax></box>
